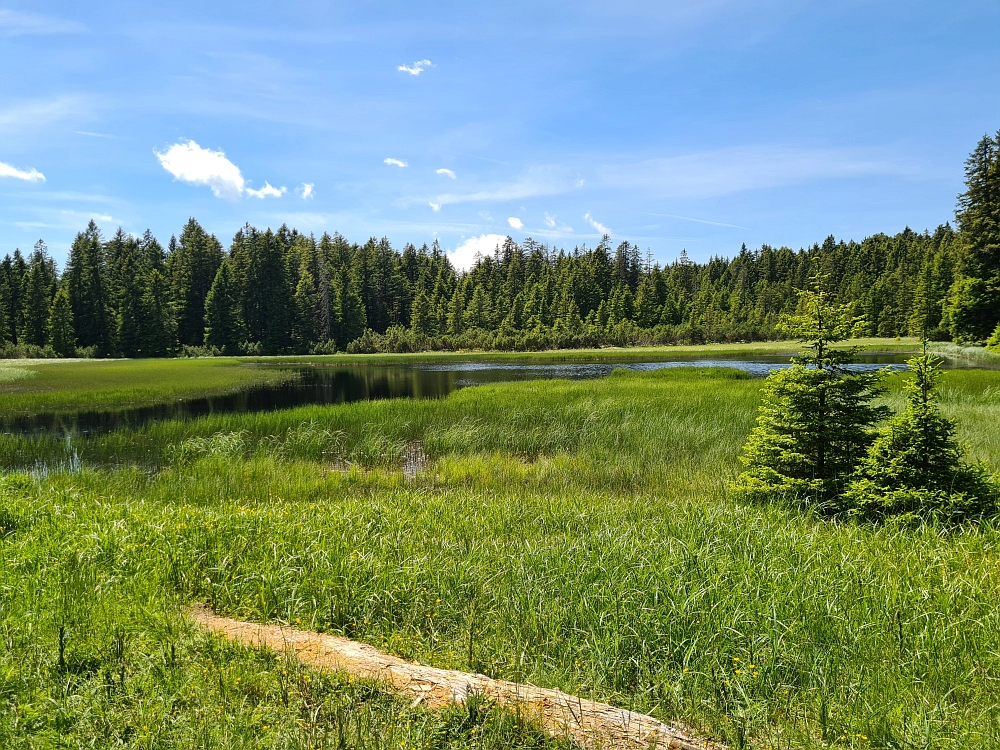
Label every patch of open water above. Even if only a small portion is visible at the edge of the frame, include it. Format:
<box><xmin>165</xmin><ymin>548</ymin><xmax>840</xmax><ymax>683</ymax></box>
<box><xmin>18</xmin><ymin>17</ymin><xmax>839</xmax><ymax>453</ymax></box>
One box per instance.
<box><xmin>0</xmin><ymin>353</ymin><xmax>956</xmax><ymax>437</ymax></box>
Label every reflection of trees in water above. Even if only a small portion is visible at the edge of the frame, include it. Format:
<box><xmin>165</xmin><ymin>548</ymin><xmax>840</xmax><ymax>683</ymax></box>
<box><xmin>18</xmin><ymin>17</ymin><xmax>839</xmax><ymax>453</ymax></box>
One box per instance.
<box><xmin>3</xmin><ymin>355</ymin><xmax>924</xmax><ymax>438</ymax></box>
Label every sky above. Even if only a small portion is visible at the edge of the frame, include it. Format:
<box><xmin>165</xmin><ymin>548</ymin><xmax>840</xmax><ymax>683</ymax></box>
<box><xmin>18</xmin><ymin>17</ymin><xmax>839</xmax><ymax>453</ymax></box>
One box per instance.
<box><xmin>1</xmin><ymin>1</ymin><xmax>998</xmax><ymax>270</ymax></box>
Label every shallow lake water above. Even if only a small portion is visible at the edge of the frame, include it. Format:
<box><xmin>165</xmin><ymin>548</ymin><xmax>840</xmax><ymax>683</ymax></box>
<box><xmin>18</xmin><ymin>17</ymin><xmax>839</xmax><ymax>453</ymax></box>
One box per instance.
<box><xmin>0</xmin><ymin>352</ymin><xmax>952</xmax><ymax>437</ymax></box>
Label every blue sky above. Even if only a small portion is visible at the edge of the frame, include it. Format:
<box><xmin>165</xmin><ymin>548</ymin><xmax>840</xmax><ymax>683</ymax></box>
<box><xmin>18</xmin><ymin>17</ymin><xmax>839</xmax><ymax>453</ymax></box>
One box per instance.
<box><xmin>1</xmin><ymin>1</ymin><xmax>998</xmax><ymax>268</ymax></box>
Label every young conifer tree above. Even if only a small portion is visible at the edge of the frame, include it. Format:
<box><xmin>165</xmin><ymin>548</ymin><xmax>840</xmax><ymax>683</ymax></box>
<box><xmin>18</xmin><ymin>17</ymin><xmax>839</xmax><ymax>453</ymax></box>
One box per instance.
<box><xmin>842</xmin><ymin>342</ymin><xmax>998</xmax><ymax>521</ymax></box>
<box><xmin>732</xmin><ymin>275</ymin><xmax>890</xmax><ymax>508</ymax></box>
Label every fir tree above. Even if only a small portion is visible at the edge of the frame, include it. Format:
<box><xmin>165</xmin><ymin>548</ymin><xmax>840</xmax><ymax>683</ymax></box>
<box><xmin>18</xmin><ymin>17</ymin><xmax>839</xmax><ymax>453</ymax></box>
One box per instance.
<box><xmin>204</xmin><ymin>261</ymin><xmax>242</xmax><ymax>354</ymax></box>
<box><xmin>732</xmin><ymin>277</ymin><xmax>890</xmax><ymax>507</ymax></box>
<box><xmin>47</xmin><ymin>285</ymin><xmax>76</xmax><ymax>357</ymax></box>
<box><xmin>21</xmin><ymin>240</ymin><xmax>57</xmax><ymax>347</ymax></box>
<box><xmin>142</xmin><ymin>270</ymin><xmax>176</xmax><ymax>357</ymax></box>
<box><xmin>65</xmin><ymin>221</ymin><xmax>112</xmax><ymax>354</ymax></box>
<box><xmin>842</xmin><ymin>343</ymin><xmax>998</xmax><ymax>520</ymax></box>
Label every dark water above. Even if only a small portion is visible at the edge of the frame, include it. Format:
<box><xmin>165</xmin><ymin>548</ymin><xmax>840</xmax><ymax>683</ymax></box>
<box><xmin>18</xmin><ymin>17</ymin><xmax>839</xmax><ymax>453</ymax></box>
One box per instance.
<box><xmin>0</xmin><ymin>353</ymin><xmax>925</xmax><ymax>437</ymax></box>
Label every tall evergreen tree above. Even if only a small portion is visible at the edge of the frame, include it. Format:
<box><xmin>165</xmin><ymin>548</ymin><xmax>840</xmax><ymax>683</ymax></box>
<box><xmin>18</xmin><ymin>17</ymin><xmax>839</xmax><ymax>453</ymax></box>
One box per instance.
<box><xmin>142</xmin><ymin>270</ymin><xmax>176</xmax><ymax>357</ymax></box>
<box><xmin>167</xmin><ymin>218</ymin><xmax>223</xmax><ymax>346</ymax></box>
<box><xmin>21</xmin><ymin>240</ymin><xmax>57</xmax><ymax>347</ymax></box>
<box><xmin>204</xmin><ymin>261</ymin><xmax>242</xmax><ymax>354</ymax></box>
<box><xmin>949</xmin><ymin>130</ymin><xmax>1000</xmax><ymax>340</ymax></box>
<box><xmin>47</xmin><ymin>285</ymin><xmax>76</xmax><ymax>358</ymax></box>
<box><xmin>65</xmin><ymin>221</ymin><xmax>112</xmax><ymax>354</ymax></box>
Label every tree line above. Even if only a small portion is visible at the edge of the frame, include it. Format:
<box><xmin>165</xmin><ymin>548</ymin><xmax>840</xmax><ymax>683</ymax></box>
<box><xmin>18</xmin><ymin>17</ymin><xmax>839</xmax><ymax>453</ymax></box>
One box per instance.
<box><xmin>1</xmin><ymin>130</ymin><xmax>998</xmax><ymax>358</ymax></box>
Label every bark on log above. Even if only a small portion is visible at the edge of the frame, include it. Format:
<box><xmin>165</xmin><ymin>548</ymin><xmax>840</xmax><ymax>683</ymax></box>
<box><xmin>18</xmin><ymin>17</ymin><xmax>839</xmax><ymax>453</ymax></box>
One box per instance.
<box><xmin>188</xmin><ymin>606</ymin><xmax>721</xmax><ymax>750</ymax></box>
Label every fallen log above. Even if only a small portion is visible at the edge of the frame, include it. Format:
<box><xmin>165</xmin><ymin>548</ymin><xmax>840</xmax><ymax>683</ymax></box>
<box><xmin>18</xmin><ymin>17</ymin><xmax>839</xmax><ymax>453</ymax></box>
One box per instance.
<box><xmin>188</xmin><ymin>606</ymin><xmax>721</xmax><ymax>750</ymax></box>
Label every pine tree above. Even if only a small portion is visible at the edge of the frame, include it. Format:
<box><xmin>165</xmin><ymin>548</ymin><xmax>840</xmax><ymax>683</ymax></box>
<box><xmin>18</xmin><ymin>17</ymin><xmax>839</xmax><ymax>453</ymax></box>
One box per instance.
<box><xmin>142</xmin><ymin>270</ymin><xmax>176</xmax><ymax>357</ymax></box>
<box><xmin>292</xmin><ymin>270</ymin><xmax>321</xmax><ymax>351</ymax></box>
<box><xmin>47</xmin><ymin>285</ymin><xmax>76</xmax><ymax>357</ymax></box>
<box><xmin>167</xmin><ymin>218</ymin><xmax>224</xmax><ymax>346</ymax></box>
<box><xmin>843</xmin><ymin>343</ymin><xmax>998</xmax><ymax>520</ymax></box>
<box><xmin>410</xmin><ymin>289</ymin><xmax>436</xmax><ymax>336</ymax></box>
<box><xmin>204</xmin><ymin>261</ymin><xmax>242</xmax><ymax>354</ymax></box>
<box><xmin>65</xmin><ymin>221</ymin><xmax>112</xmax><ymax>354</ymax></box>
<box><xmin>949</xmin><ymin>130</ymin><xmax>1000</xmax><ymax>340</ymax></box>
<box><xmin>114</xmin><ymin>235</ymin><xmax>146</xmax><ymax>357</ymax></box>
<box><xmin>732</xmin><ymin>277</ymin><xmax>890</xmax><ymax>507</ymax></box>
<box><xmin>21</xmin><ymin>241</ymin><xmax>57</xmax><ymax>347</ymax></box>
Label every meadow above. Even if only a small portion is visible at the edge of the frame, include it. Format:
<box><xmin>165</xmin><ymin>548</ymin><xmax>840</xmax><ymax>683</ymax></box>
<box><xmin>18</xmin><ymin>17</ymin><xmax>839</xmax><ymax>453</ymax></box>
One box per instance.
<box><xmin>1</xmin><ymin>345</ymin><xmax>1000</xmax><ymax>748</ymax></box>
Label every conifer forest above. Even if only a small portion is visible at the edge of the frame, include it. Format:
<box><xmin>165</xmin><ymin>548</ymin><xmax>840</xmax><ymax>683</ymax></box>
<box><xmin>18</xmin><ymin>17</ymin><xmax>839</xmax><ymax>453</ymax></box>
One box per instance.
<box><xmin>3</xmin><ymin>130</ymin><xmax>998</xmax><ymax>359</ymax></box>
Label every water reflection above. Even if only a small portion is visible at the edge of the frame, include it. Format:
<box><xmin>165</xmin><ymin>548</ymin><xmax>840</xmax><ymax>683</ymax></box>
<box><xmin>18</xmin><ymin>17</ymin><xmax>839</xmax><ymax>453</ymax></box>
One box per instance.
<box><xmin>0</xmin><ymin>354</ymin><xmax>919</xmax><ymax>437</ymax></box>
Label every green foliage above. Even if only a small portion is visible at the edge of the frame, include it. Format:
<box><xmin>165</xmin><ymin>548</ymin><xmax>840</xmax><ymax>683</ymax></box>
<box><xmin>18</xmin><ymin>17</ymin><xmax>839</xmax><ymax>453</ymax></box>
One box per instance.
<box><xmin>0</xmin><ymin>366</ymin><xmax>999</xmax><ymax>747</ymax></box>
<box><xmin>46</xmin><ymin>285</ymin><xmax>76</xmax><ymax>358</ymax></box>
<box><xmin>842</xmin><ymin>345</ymin><xmax>999</xmax><ymax>521</ymax></box>
<box><xmin>204</xmin><ymin>260</ymin><xmax>242</xmax><ymax>354</ymax></box>
<box><xmin>733</xmin><ymin>279</ymin><xmax>889</xmax><ymax>506</ymax></box>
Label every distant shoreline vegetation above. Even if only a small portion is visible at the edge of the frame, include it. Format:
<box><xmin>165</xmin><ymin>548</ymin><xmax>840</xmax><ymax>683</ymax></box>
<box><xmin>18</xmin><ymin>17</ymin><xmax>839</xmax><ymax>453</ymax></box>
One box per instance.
<box><xmin>2</xmin><ymin>130</ymin><xmax>998</xmax><ymax>359</ymax></box>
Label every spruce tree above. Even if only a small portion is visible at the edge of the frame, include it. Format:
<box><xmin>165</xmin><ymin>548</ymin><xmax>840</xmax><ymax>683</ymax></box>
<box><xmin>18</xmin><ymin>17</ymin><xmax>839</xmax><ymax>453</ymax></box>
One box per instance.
<box><xmin>142</xmin><ymin>270</ymin><xmax>176</xmax><ymax>357</ymax></box>
<box><xmin>47</xmin><ymin>285</ymin><xmax>76</xmax><ymax>357</ymax></box>
<box><xmin>204</xmin><ymin>261</ymin><xmax>242</xmax><ymax>354</ymax></box>
<box><xmin>65</xmin><ymin>221</ymin><xmax>112</xmax><ymax>354</ymax></box>
<box><xmin>842</xmin><ymin>343</ymin><xmax>998</xmax><ymax>520</ymax></box>
<box><xmin>21</xmin><ymin>241</ymin><xmax>57</xmax><ymax>347</ymax></box>
<box><xmin>167</xmin><ymin>218</ymin><xmax>223</xmax><ymax>346</ymax></box>
<box><xmin>732</xmin><ymin>277</ymin><xmax>890</xmax><ymax>507</ymax></box>
<box><xmin>949</xmin><ymin>130</ymin><xmax>1000</xmax><ymax>340</ymax></box>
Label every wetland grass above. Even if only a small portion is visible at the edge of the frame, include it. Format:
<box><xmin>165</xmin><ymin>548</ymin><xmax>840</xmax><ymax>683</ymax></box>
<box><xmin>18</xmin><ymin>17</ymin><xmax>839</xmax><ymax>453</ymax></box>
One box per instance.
<box><xmin>1</xmin><ymin>363</ymin><xmax>999</xmax><ymax>747</ymax></box>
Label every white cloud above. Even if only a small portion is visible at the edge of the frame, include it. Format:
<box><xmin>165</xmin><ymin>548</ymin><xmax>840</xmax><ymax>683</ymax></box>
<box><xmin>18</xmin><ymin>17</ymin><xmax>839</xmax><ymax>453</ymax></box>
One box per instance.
<box><xmin>155</xmin><ymin>140</ymin><xmax>246</xmax><ymax>198</ymax></box>
<box><xmin>297</xmin><ymin>183</ymin><xmax>315</xmax><ymax>200</ymax></box>
<box><xmin>0</xmin><ymin>160</ymin><xmax>45</xmax><ymax>182</ymax></box>
<box><xmin>507</xmin><ymin>217</ymin><xmax>523</xmax><ymax>230</ymax></box>
<box><xmin>644</xmin><ymin>212</ymin><xmax>750</xmax><ymax>230</ymax></box>
<box><xmin>543</xmin><ymin>213</ymin><xmax>556</xmax><ymax>228</ymax></box>
<box><xmin>448</xmin><ymin>234</ymin><xmax>506</xmax><ymax>272</ymax></box>
<box><xmin>384</xmin><ymin>157</ymin><xmax>408</xmax><ymax>168</ymax></box>
<box><xmin>246</xmin><ymin>181</ymin><xmax>286</xmax><ymax>199</ymax></box>
<box><xmin>0</xmin><ymin>9</ymin><xmax>85</xmax><ymax>35</ymax></box>
<box><xmin>436</xmin><ymin>168</ymin><xmax>456</xmax><ymax>179</ymax></box>
<box><xmin>584</xmin><ymin>211</ymin><xmax>610</xmax><ymax>236</ymax></box>
<box><xmin>0</xmin><ymin>95</ymin><xmax>92</xmax><ymax>136</ymax></box>
<box><xmin>429</xmin><ymin>202</ymin><xmax>441</xmax><ymax>212</ymax></box>
<box><xmin>398</xmin><ymin>59</ymin><xmax>433</xmax><ymax>76</ymax></box>
<box><xmin>155</xmin><ymin>139</ymin><xmax>289</xmax><ymax>200</ymax></box>
<box><xmin>478</xmin><ymin>211</ymin><xmax>493</xmax><ymax>222</ymax></box>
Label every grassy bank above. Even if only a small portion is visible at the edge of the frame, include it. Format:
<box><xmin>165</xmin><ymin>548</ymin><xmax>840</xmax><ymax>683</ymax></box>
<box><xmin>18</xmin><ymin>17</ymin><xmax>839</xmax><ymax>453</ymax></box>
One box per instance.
<box><xmin>0</xmin><ymin>358</ymin><xmax>296</xmax><ymax>415</ymax></box>
<box><xmin>2</xmin><ymin>364</ymin><xmax>1000</xmax><ymax>748</ymax></box>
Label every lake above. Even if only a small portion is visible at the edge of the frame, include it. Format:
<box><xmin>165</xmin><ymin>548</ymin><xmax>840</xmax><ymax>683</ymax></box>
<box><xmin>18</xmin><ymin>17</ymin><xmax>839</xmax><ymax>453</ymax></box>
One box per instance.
<box><xmin>0</xmin><ymin>353</ymin><xmax>929</xmax><ymax>437</ymax></box>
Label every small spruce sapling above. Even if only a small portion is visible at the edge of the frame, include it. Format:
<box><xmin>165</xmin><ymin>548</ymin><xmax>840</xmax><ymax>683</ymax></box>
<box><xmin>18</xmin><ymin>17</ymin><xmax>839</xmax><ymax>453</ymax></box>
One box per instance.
<box><xmin>841</xmin><ymin>342</ymin><xmax>999</xmax><ymax>521</ymax></box>
<box><xmin>731</xmin><ymin>276</ymin><xmax>889</xmax><ymax>508</ymax></box>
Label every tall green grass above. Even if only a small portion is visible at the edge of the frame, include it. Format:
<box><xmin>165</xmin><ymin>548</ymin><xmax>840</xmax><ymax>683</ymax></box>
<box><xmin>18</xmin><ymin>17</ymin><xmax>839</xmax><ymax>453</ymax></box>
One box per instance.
<box><xmin>2</xmin><ymin>366</ymin><xmax>999</xmax><ymax>748</ymax></box>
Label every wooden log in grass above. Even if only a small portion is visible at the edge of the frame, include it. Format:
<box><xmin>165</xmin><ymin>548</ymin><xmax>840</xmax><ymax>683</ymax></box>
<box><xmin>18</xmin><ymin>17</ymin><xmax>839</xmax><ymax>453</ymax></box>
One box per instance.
<box><xmin>189</xmin><ymin>606</ymin><xmax>719</xmax><ymax>750</ymax></box>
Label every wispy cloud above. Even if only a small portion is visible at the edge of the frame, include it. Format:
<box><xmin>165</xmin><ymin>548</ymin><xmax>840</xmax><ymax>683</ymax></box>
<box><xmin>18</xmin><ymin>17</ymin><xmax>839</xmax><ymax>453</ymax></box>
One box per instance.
<box><xmin>297</xmin><ymin>183</ymin><xmax>315</xmax><ymax>200</ymax></box>
<box><xmin>429</xmin><ymin>202</ymin><xmax>441</xmax><ymax>212</ymax></box>
<box><xmin>436</xmin><ymin>168</ymin><xmax>457</xmax><ymax>179</ymax></box>
<box><xmin>0</xmin><ymin>9</ymin><xmax>85</xmax><ymax>35</ymax></box>
<box><xmin>544</xmin><ymin>213</ymin><xmax>572</xmax><ymax>232</ymax></box>
<box><xmin>76</xmin><ymin>130</ymin><xmax>119</xmax><ymax>139</ymax></box>
<box><xmin>584</xmin><ymin>211</ymin><xmax>610</xmax><ymax>235</ymax></box>
<box><xmin>430</xmin><ymin>166</ymin><xmax>580</xmax><ymax>207</ymax></box>
<box><xmin>644</xmin><ymin>212</ymin><xmax>750</xmax><ymax>230</ymax></box>
<box><xmin>155</xmin><ymin>139</ymin><xmax>286</xmax><ymax>200</ymax></box>
<box><xmin>507</xmin><ymin>217</ymin><xmax>523</xmax><ymax>229</ymax></box>
<box><xmin>246</xmin><ymin>182</ymin><xmax>286</xmax><ymax>199</ymax></box>
<box><xmin>398</xmin><ymin>59</ymin><xmax>433</xmax><ymax>76</ymax></box>
<box><xmin>0</xmin><ymin>161</ymin><xmax>45</xmax><ymax>182</ymax></box>
<box><xmin>600</xmin><ymin>145</ymin><xmax>906</xmax><ymax>199</ymax></box>
<box><xmin>384</xmin><ymin>157</ymin><xmax>408</xmax><ymax>168</ymax></box>
<box><xmin>0</xmin><ymin>95</ymin><xmax>92</xmax><ymax>135</ymax></box>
